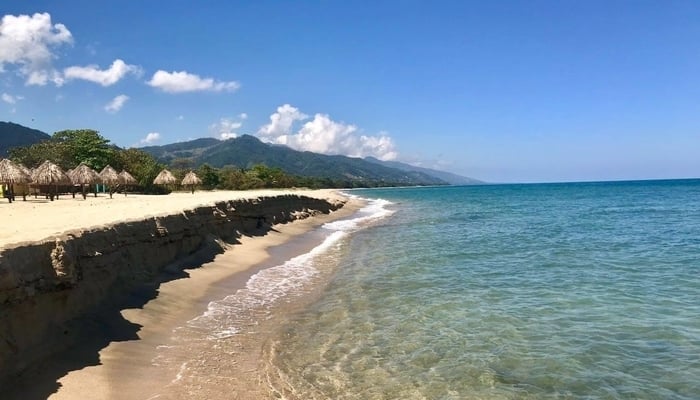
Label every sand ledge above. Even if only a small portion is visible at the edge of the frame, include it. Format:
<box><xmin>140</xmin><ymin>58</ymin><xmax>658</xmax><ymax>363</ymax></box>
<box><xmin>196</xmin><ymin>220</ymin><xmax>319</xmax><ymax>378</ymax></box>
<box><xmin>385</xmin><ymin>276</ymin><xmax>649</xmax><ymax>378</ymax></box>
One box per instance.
<box><xmin>0</xmin><ymin>191</ymin><xmax>346</xmax><ymax>387</ymax></box>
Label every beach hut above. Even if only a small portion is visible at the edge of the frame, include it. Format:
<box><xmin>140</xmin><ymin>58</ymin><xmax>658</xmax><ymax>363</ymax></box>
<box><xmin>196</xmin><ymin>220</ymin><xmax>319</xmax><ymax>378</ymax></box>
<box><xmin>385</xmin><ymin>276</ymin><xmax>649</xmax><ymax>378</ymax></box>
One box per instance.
<box><xmin>69</xmin><ymin>163</ymin><xmax>102</xmax><ymax>199</ymax></box>
<box><xmin>33</xmin><ymin>160</ymin><xmax>71</xmax><ymax>201</ymax></box>
<box><xmin>99</xmin><ymin>165</ymin><xmax>120</xmax><ymax>199</ymax></box>
<box><xmin>15</xmin><ymin>163</ymin><xmax>34</xmax><ymax>200</ymax></box>
<box><xmin>118</xmin><ymin>170</ymin><xmax>137</xmax><ymax>196</ymax></box>
<box><xmin>153</xmin><ymin>169</ymin><xmax>177</xmax><ymax>192</ymax></box>
<box><xmin>0</xmin><ymin>159</ymin><xmax>32</xmax><ymax>202</ymax></box>
<box><xmin>181</xmin><ymin>171</ymin><xmax>202</xmax><ymax>194</ymax></box>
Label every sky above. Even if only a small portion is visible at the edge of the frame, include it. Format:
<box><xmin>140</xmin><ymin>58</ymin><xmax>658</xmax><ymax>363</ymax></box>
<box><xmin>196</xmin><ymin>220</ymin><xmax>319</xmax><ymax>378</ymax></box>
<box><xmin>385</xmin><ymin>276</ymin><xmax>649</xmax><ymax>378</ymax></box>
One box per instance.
<box><xmin>1</xmin><ymin>1</ymin><xmax>699</xmax><ymax>183</ymax></box>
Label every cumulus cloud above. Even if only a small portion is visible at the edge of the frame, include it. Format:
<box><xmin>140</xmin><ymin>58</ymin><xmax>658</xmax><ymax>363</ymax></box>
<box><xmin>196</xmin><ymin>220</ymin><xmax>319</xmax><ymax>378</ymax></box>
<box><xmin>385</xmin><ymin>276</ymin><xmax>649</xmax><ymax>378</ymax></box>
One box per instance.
<box><xmin>64</xmin><ymin>59</ymin><xmax>141</xmax><ymax>86</ymax></box>
<box><xmin>140</xmin><ymin>132</ymin><xmax>161</xmax><ymax>145</ymax></box>
<box><xmin>104</xmin><ymin>94</ymin><xmax>129</xmax><ymax>113</ymax></box>
<box><xmin>256</xmin><ymin>104</ymin><xmax>398</xmax><ymax>161</ymax></box>
<box><xmin>210</xmin><ymin>116</ymin><xmax>245</xmax><ymax>140</ymax></box>
<box><xmin>257</xmin><ymin>104</ymin><xmax>308</xmax><ymax>142</ymax></box>
<box><xmin>147</xmin><ymin>70</ymin><xmax>240</xmax><ymax>93</ymax></box>
<box><xmin>0</xmin><ymin>13</ymin><xmax>72</xmax><ymax>85</ymax></box>
<box><xmin>1</xmin><ymin>93</ymin><xmax>22</xmax><ymax>104</ymax></box>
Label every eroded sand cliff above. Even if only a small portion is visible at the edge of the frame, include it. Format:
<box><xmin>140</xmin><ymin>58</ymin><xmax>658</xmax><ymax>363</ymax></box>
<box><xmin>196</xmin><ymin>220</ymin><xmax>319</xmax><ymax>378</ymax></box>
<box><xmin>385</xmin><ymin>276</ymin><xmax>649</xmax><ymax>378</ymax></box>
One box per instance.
<box><xmin>0</xmin><ymin>194</ymin><xmax>344</xmax><ymax>383</ymax></box>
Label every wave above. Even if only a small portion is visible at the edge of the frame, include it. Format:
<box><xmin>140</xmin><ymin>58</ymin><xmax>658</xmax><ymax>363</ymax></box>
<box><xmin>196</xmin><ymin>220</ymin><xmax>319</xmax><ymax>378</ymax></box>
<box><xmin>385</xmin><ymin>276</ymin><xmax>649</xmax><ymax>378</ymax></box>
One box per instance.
<box><xmin>184</xmin><ymin>195</ymin><xmax>393</xmax><ymax>340</ymax></box>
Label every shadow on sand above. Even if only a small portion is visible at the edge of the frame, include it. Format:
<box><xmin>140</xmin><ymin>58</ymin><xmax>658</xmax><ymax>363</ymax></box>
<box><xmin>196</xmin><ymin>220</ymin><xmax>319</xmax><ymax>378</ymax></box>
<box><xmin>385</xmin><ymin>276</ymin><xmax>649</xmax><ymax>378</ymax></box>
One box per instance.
<box><xmin>4</xmin><ymin>223</ymin><xmax>280</xmax><ymax>400</ymax></box>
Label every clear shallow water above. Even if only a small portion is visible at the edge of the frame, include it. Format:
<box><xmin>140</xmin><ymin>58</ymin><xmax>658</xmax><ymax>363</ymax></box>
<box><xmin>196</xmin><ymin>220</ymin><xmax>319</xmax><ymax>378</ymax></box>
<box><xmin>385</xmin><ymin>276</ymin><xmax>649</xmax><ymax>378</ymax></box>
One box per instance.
<box><xmin>268</xmin><ymin>180</ymin><xmax>700</xmax><ymax>399</ymax></box>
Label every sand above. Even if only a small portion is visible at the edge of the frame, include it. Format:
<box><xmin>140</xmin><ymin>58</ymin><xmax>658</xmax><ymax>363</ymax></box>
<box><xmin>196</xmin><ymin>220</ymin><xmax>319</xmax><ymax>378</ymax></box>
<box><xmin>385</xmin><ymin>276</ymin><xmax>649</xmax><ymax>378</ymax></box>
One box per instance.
<box><xmin>2</xmin><ymin>189</ymin><xmax>363</xmax><ymax>399</ymax></box>
<box><xmin>0</xmin><ymin>189</ymin><xmax>342</xmax><ymax>249</ymax></box>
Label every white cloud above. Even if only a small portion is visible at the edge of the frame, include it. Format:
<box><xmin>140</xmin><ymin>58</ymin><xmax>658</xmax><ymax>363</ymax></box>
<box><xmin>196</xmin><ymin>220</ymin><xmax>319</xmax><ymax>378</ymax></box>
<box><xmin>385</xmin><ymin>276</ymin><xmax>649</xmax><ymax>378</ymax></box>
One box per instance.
<box><xmin>147</xmin><ymin>70</ymin><xmax>240</xmax><ymax>93</ymax></box>
<box><xmin>0</xmin><ymin>13</ymin><xmax>72</xmax><ymax>86</ymax></box>
<box><xmin>64</xmin><ymin>59</ymin><xmax>141</xmax><ymax>86</ymax></box>
<box><xmin>257</xmin><ymin>104</ymin><xmax>308</xmax><ymax>142</ymax></box>
<box><xmin>176</xmin><ymin>115</ymin><xmax>184</xmax><ymax>121</ymax></box>
<box><xmin>256</xmin><ymin>104</ymin><xmax>398</xmax><ymax>161</ymax></box>
<box><xmin>104</xmin><ymin>94</ymin><xmax>129</xmax><ymax>113</ymax></box>
<box><xmin>1</xmin><ymin>92</ymin><xmax>23</xmax><ymax>104</ymax></box>
<box><xmin>210</xmin><ymin>116</ymin><xmax>245</xmax><ymax>140</ymax></box>
<box><xmin>239</xmin><ymin>112</ymin><xmax>248</xmax><ymax>120</ymax></box>
<box><xmin>26</xmin><ymin>69</ymin><xmax>65</xmax><ymax>86</ymax></box>
<box><xmin>140</xmin><ymin>132</ymin><xmax>161</xmax><ymax>145</ymax></box>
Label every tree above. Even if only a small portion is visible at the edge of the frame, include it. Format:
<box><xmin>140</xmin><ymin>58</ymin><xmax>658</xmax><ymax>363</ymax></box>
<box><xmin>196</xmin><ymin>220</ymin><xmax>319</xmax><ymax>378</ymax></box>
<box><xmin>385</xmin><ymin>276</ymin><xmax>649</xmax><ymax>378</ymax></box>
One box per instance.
<box><xmin>219</xmin><ymin>166</ymin><xmax>246</xmax><ymax>189</ymax></box>
<box><xmin>197</xmin><ymin>164</ymin><xmax>220</xmax><ymax>189</ymax></box>
<box><xmin>9</xmin><ymin>141</ymin><xmax>71</xmax><ymax>168</ymax></box>
<box><xmin>113</xmin><ymin>148</ymin><xmax>163</xmax><ymax>191</ymax></box>
<box><xmin>52</xmin><ymin>129</ymin><xmax>114</xmax><ymax>170</ymax></box>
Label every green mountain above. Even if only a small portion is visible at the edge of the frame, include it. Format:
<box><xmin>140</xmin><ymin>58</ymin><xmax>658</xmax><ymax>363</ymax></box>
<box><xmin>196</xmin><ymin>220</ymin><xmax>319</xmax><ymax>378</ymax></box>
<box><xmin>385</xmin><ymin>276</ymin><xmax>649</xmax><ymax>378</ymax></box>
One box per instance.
<box><xmin>142</xmin><ymin>135</ymin><xmax>449</xmax><ymax>186</ymax></box>
<box><xmin>364</xmin><ymin>157</ymin><xmax>484</xmax><ymax>185</ymax></box>
<box><xmin>0</xmin><ymin>122</ymin><xmax>51</xmax><ymax>157</ymax></box>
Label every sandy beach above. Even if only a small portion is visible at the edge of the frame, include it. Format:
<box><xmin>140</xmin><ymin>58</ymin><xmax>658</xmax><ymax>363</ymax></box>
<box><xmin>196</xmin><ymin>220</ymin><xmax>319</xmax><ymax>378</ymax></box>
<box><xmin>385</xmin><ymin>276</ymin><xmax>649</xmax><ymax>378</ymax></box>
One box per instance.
<box><xmin>2</xmin><ymin>189</ymin><xmax>363</xmax><ymax>399</ymax></box>
<box><xmin>0</xmin><ymin>189</ymin><xmax>344</xmax><ymax>248</ymax></box>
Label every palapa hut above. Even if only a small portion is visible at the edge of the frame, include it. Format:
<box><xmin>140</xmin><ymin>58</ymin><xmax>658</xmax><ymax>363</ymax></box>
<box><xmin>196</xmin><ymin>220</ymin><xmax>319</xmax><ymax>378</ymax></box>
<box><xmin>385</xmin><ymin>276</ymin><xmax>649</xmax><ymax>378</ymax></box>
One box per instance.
<box><xmin>118</xmin><ymin>170</ymin><xmax>137</xmax><ymax>196</ymax></box>
<box><xmin>33</xmin><ymin>160</ymin><xmax>71</xmax><ymax>201</ymax></box>
<box><xmin>99</xmin><ymin>165</ymin><xmax>120</xmax><ymax>198</ymax></box>
<box><xmin>153</xmin><ymin>169</ymin><xmax>177</xmax><ymax>191</ymax></box>
<box><xmin>181</xmin><ymin>171</ymin><xmax>202</xmax><ymax>194</ymax></box>
<box><xmin>15</xmin><ymin>163</ymin><xmax>34</xmax><ymax>200</ymax></box>
<box><xmin>0</xmin><ymin>159</ymin><xmax>32</xmax><ymax>203</ymax></box>
<box><xmin>69</xmin><ymin>162</ymin><xmax>102</xmax><ymax>199</ymax></box>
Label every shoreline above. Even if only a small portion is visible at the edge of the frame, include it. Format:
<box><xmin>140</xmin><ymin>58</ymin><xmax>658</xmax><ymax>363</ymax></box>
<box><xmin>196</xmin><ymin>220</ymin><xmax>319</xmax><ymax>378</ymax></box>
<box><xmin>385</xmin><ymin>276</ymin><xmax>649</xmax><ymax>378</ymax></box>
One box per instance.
<box><xmin>1</xmin><ymin>190</ymin><xmax>363</xmax><ymax>399</ymax></box>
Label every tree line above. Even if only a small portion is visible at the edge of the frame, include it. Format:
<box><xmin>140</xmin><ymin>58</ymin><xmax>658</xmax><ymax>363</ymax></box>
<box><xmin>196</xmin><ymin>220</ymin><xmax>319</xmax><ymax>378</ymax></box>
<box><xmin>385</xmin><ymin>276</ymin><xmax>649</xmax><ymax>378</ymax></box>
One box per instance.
<box><xmin>8</xmin><ymin>129</ymin><xmax>377</xmax><ymax>192</ymax></box>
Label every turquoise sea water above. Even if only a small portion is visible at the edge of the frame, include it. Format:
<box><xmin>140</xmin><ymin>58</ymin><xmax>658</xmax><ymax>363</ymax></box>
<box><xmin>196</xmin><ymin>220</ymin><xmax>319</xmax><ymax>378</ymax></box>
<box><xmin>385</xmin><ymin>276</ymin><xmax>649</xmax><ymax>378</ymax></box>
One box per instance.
<box><xmin>266</xmin><ymin>180</ymin><xmax>700</xmax><ymax>399</ymax></box>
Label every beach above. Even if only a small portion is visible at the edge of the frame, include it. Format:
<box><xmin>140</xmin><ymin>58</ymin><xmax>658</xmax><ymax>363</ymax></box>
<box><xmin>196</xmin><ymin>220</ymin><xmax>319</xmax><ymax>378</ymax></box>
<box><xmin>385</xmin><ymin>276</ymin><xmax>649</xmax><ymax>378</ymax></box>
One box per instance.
<box><xmin>1</xmin><ymin>189</ymin><xmax>363</xmax><ymax>399</ymax></box>
<box><xmin>0</xmin><ymin>189</ymin><xmax>347</xmax><ymax>248</ymax></box>
<box><xmin>6</xmin><ymin>182</ymin><xmax>698</xmax><ymax>399</ymax></box>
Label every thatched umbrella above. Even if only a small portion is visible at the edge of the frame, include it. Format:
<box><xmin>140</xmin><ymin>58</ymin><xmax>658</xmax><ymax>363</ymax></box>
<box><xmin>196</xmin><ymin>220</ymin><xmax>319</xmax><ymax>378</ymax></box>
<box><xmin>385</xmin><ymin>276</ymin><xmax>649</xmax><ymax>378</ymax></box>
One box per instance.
<box><xmin>33</xmin><ymin>160</ymin><xmax>71</xmax><ymax>201</ymax></box>
<box><xmin>153</xmin><ymin>169</ymin><xmax>177</xmax><ymax>186</ymax></box>
<box><xmin>118</xmin><ymin>170</ymin><xmax>137</xmax><ymax>196</ymax></box>
<box><xmin>69</xmin><ymin>162</ymin><xmax>102</xmax><ymax>199</ymax></box>
<box><xmin>18</xmin><ymin>164</ymin><xmax>38</xmax><ymax>199</ymax></box>
<box><xmin>16</xmin><ymin>163</ymin><xmax>34</xmax><ymax>201</ymax></box>
<box><xmin>0</xmin><ymin>159</ymin><xmax>32</xmax><ymax>202</ymax></box>
<box><xmin>99</xmin><ymin>165</ymin><xmax>120</xmax><ymax>199</ymax></box>
<box><xmin>181</xmin><ymin>171</ymin><xmax>202</xmax><ymax>194</ymax></box>
<box><xmin>17</xmin><ymin>163</ymin><xmax>32</xmax><ymax>178</ymax></box>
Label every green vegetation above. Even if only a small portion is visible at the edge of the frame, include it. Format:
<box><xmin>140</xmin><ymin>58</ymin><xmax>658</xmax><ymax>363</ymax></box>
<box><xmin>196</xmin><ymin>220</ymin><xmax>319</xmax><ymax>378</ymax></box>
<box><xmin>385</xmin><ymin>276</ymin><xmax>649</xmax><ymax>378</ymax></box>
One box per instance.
<box><xmin>142</xmin><ymin>135</ymin><xmax>448</xmax><ymax>186</ymax></box>
<box><xmin>4</xmin><ymin>123</ymin><xmax>460</xmax><ymax>191</ymax></box>
<box><xmin>6</xmin><ymin>128</ymin><xmax>384</xmax><ymax>192</ymax></box>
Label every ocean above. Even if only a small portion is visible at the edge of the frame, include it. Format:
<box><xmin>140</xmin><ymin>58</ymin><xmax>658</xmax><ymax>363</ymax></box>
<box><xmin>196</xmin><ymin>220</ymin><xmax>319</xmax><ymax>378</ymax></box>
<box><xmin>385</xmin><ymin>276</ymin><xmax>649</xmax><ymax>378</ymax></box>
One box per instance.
<box><xmin>156</xmin><ymin>180</ymin><xmax>700</xmax><ymax>399</ymax></box>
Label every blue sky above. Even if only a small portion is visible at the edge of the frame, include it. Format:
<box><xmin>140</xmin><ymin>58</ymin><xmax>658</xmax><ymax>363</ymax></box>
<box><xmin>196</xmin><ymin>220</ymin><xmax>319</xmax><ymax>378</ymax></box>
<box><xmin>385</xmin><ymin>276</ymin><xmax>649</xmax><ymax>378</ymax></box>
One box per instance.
<box><xmin>1</xmin><ymin>1</ymin><xmax>699</xmax><ymax>183</ymax></box>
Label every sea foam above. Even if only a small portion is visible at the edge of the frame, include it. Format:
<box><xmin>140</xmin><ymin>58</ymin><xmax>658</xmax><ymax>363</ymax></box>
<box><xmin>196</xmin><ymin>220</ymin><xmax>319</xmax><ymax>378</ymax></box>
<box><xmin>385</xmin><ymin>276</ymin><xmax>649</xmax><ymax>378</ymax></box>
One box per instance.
<box><xmin>185</xmin><ymin>196</ymin><xmax>393</xmax><ymax>340</ymax></box>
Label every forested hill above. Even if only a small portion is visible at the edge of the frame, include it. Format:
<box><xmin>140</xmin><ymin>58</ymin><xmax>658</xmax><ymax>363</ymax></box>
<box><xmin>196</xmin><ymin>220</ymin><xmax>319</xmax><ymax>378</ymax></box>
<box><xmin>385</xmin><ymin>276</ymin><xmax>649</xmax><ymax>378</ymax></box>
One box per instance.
<box><xmin>364</xmin><ymin>157</ymin><xmax>484</xmax><ymax>185</ymax></box>
<box><xmin>141</xmin><ymin>135</ymin><xmax>449</xmax><ymax>186</ymax></box>
<box><xmin>0</xmin><ymin>122</ymin><xmax>51</xmax><ymax>157</ymax></box>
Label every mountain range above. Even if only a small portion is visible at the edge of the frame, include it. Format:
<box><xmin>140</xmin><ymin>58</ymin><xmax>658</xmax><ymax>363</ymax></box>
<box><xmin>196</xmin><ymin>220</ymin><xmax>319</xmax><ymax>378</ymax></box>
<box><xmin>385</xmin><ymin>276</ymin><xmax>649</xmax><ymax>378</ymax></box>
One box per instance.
<box><xmin>0</xmin><ymin>122</ymin><xmax>51</xmax><ymax>157</ymax></box>
<box><xmin>0</xmin><ymin>122</ymin><xmax>483</xmax><ymax>186</ymax></box>
<box><xmin>141</xmin><ymin>135</ymin><xmax>482</xmax><ymax>186</ymax></box>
